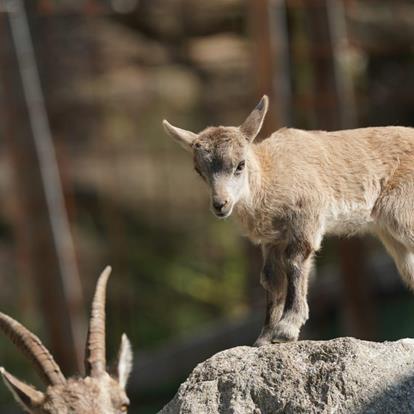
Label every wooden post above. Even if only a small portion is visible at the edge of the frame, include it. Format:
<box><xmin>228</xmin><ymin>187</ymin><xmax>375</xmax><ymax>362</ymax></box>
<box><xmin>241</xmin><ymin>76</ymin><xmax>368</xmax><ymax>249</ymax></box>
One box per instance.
<box><xmin>248</xmin><ymin>0</ymin><xmax>291</xmax><ymax>135</ymax></box>
<box><xmin>0</xmin><ymin>0</ymin><xmax>85</xmax><ymax>374</ymax></box>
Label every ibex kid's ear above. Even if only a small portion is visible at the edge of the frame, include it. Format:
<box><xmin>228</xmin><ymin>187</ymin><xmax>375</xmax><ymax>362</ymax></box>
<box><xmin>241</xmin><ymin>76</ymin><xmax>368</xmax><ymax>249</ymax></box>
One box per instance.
<box><xmin>239</xmin><ymin>95</ymin><xmax>269</xmax><ymax>142</ymax></box>
<box><xmin>116</xmin><ymin>334</ymin><xmax>133</xmax><ymax>390</ymax></box>
<box><xmin>162</xmin><ymin>120</ymin><xmax>198</xmax><ymax>152</ymax></box>
<box><xmin>0</xmin><ymin>367</ymin><xmax>44</xmax><ymax>411</ymax></box>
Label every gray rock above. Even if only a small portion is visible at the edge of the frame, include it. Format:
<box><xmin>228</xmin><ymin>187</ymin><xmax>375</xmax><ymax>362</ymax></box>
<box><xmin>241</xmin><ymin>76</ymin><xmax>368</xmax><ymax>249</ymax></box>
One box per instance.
<box><xmin>159</xmin><ymin>337</ymin><xmax>414</xmax><ymax>414</ymax></box>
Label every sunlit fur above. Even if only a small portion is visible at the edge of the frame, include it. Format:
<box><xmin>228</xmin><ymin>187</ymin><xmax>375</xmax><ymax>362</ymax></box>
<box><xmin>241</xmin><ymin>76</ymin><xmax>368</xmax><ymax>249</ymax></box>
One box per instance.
<box><xmin>163</xmin><ymin>96</ymin><xmax>414</xmax><ymax>345</ymax></box>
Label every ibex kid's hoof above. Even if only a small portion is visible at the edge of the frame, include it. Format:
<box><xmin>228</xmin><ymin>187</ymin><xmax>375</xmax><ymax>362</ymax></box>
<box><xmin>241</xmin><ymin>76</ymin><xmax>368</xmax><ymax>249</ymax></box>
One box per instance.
<box><xmin>271</xmin><ymin>321</ymin><xmax>300</xmax><ymax>343</ymax></box>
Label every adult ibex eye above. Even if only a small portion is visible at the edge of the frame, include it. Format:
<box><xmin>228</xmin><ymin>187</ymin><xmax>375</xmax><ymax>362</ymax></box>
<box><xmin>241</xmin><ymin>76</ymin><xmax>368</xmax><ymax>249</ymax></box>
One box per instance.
<box><xmin>235</xmin><ymin>160</ymin><xmax>245</xmax><ymax>175</ymax></box>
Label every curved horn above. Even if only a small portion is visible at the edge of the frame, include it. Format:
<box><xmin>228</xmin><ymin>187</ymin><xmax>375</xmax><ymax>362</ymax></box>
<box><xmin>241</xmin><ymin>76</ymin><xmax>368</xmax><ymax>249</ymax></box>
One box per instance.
<box><xmin>85</xmin><ymin>266</ymin><xmax>111</xmax><ymax>377</ymax></box>
<box><xmin>0</xmin><ymin>312</ymin><xmax>66</xmax><ymax>385</ymax></box>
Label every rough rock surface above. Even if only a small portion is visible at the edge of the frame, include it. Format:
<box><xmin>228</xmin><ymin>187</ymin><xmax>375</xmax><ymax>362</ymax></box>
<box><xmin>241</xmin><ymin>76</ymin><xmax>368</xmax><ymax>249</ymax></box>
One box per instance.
<box><xmin>159</xmin><ymin>337</ymin><xmax>414</xmax><ymax>414</ymax></box>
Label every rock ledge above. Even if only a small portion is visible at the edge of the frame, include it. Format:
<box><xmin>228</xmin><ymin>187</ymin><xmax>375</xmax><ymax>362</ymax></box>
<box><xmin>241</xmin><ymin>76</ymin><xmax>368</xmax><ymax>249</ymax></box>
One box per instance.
<box><xmin>159</xmin><ymin>337</ymin><xmax>414</xmax><ymax>414</ymax></box>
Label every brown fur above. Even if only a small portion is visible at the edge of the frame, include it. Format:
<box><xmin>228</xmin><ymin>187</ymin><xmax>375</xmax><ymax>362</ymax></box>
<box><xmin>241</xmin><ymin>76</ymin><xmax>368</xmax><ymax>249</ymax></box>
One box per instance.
<box><xmin>37</xmin><ymin>375</ymin><xmax>129</xmax><ymax>414</ymax></box>
<box><xmin>163</xmin><ymin>96</ymin><xmax>414</xmax><ymax>345</ymax></box>
<box><xmin>0</xmin><ymin>267</ymin><xmax>133</xmax><ymax>413</ymax></box>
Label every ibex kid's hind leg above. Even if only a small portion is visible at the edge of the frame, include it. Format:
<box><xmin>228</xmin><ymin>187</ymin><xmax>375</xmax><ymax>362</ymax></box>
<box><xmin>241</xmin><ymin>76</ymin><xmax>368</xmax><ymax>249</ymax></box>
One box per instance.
<box><xmin>254</xmin><ymin>244</ymin><xmax>287</xmax><ymax>347</ymax></box>
<box><xmin>374</xmin><ymin>172</ymin><xmax>414</xmax><ymax>289</ymax></box>
<box><xmin>376</xmin><ymin>229</ymin><xmax>414</xmax><ymax>291</ymax></box>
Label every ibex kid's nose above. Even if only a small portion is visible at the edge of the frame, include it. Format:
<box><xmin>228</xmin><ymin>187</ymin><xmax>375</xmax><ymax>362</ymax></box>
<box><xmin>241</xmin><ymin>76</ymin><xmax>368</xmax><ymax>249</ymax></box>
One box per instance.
<box><xmin>213</xmin><ymin>199</ymin><xmax>228</xmax><ymax>212</ymax></box>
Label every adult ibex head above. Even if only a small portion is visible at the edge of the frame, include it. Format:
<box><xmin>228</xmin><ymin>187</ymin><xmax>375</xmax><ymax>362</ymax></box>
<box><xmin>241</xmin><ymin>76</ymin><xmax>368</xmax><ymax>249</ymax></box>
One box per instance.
<box><xmin>163</xmin><ymin>95</ymin><xmax>269</xmax><ymax>219</ymax></box>
<box><xmin>0</xmin><ymin>266</ymin><xmax>133</xmax><ymax>413</ymax></box>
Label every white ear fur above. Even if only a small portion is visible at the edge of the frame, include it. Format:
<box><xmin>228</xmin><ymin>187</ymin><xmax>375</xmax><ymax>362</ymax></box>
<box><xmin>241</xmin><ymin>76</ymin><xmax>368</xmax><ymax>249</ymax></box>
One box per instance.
<box><xmin>162</xmin><ymin>120</ymin><xmax>198</xmax><ymax>152</ymax></box>
<box><xmin>0</xmin><ymin>367</ymin><xmax>44</xmax><ymax>411</ymax></box>
<box><xmin>239</xmin><ymin>95</ymin><xmax>269</xmax><ymax>142</ymax></box>
<box><xmin>117</xmin><ymin>334</ymin><xmax>133</xmax><ymax>389</ymax></box>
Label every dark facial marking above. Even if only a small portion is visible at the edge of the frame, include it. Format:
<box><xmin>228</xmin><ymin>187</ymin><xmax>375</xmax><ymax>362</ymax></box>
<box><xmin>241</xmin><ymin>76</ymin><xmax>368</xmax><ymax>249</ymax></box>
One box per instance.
<box><xmin>193</xmin><ymin>126</ymin><xmax>247</xmax><ymax>177</ymax></box>
<box><xmin>211</xmin><ymin>156</ymin><xmax>225</xmax><ymax>174</ymax></box>
<box><xmin>194</xmin><ymin>165</ymin><xmax>205</xmax><ymax>180</ymax></box>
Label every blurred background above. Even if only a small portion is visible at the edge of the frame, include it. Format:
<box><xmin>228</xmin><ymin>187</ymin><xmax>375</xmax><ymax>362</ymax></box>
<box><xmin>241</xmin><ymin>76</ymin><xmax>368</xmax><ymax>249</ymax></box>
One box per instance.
<box><xmin>0</xmin><ymin>0</ymin><xmax>414</xmax><ymax>412</ymax></box>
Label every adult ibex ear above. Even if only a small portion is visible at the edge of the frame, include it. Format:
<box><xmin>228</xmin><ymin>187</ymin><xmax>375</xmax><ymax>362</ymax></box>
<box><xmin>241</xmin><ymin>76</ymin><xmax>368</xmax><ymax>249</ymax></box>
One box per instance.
<box><xmin>116</xmin><ymin>334</ymin><xmax>133</xmax><ymax>390</ymax></box>
<box><xmin>239</xmin><ymin>95</ymin><xmax>269</xmax><ymax>142</ymax></box>
<box><xmin>162</xmin><ymin>120</ymin><xmax>198</xmax><ymax>152</ymax></box>
<box><xmin>0</xmin><ymin>367</ymin><xmax>44</xmax><ymax>411</ymax></box>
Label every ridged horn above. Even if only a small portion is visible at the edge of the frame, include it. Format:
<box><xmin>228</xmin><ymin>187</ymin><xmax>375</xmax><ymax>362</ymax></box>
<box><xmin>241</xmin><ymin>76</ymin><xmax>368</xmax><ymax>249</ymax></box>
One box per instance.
<box><xmin>85</xmin><ymin>266</ymin><xmax>111</xmax><ymax>377</ymax></box>
<box><xmin>0</xmin><ymin>312</ymin><xmax>66</xmax><ymax>385</ymax></box>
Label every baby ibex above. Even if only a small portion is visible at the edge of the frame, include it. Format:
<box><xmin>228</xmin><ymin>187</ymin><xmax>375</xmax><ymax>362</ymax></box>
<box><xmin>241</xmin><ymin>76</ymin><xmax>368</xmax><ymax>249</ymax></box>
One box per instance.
<box><xmin>0</xmin><ymin>266</ymin><xmax>133</xmax><ymax>413</ymax></box>
<box><xmin>163</xmin><ymin>96</ymin><xmax>414</xmax><ymax>345</ymax></box>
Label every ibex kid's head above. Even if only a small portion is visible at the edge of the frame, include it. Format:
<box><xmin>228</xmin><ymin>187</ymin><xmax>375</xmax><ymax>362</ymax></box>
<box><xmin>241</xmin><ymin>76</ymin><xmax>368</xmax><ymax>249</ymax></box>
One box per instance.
<box><xmin>163</xmin><ymin>95</ymin><xmax>269</xmax><ymax>218</ymax></box>
<box><xmin>0</xmin><ymin>267</ymin><xmax>133</xmax><ymax>414</ymax></box>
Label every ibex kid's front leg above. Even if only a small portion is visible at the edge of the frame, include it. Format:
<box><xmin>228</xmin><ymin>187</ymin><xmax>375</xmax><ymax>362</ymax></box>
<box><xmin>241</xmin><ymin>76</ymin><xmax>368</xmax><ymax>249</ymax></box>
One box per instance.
<box><xmin>271</xmin><ymin>239</ymin><xmax>314</xmax><ymax>343</ymax></box>
<box><xmin>254</xmin><ymin>244</ymin><xmax>288</xmax><ymax>346</ymax></box>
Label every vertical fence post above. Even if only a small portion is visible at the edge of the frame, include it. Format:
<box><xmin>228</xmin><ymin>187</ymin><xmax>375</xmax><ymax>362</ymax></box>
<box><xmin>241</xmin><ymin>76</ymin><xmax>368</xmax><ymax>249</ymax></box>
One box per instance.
<box><xmin>0</xmin><ymin>0</ymin><xmax>85</xmax><ymax>374</ymax></box>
